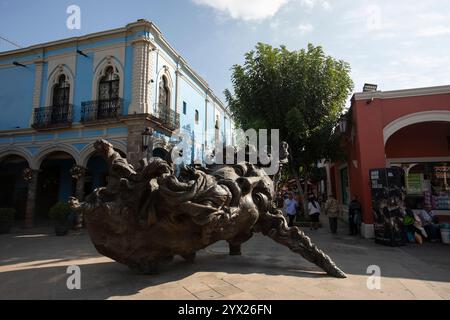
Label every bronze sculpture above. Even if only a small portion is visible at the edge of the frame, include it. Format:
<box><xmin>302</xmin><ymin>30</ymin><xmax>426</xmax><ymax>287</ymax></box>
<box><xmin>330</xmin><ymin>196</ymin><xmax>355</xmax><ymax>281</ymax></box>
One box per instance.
<box><xmin>69</xmin><ymin>139</ymin><xmax>346</xmax><ymax>278</ymax></box>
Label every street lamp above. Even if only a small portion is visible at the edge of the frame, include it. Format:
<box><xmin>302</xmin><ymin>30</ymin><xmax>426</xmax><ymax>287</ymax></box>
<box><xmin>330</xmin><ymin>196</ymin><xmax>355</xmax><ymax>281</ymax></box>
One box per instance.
<box><xmin>141</xmin><ymin>127</ymin><xmax>154</xmax><ymax>152</ymax></box>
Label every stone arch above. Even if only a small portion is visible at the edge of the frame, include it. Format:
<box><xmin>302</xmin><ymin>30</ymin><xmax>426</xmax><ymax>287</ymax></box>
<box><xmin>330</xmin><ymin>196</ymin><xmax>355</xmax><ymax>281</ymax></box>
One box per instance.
<box><xmin>34</xmin><ymin>144</ymin><xmax>80</xmax><ymax>169</ymax></box>
<box><xmin>384</xmin><ymin>110</ymin><xmax>450</xmax><ymax>145</ymax></box>
<box><xmin>0</xmin><ymin>149</ymin><xmax>34</xmax><ymax>221</ymax></box>
<box><xmin>45</xmin><ymin>64</ymin><xmax>75</xmax><ymax>106</ymax></box>
<box><xmin>79</xmin><ymin>140</ymin><xmax>127</xmax><ymax>167</ymax></box>
<box><xmin>0</xmin><ymin>148</ymin><xmax>33</xmax><ymax>168</ymax></box>
<box><xmin>92</xmin><ymin>56</ymin><xmax>125</xmax><ymax>101</ymax></box>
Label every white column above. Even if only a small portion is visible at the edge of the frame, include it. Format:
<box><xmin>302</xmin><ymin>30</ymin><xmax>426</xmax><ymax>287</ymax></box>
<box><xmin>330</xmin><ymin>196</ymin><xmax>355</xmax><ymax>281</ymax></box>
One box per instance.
<box><xmin>129</xmin><ymin>36</ymin><xmax>154</xmax><ymax>115</ymax></box>
<box><xmin>175</xmin><ymin>69</ymin><xmax>181</xmax><ymax>116</ymax></box>
<box><xmin>30</xmin><ymin>58</ymin><xmax>44</xmax><ymax>125</ymax></box>
<box><xmin>204</xmin><ymin>95</ymin><xmax>209</xmax><ymax>148</ymax></box>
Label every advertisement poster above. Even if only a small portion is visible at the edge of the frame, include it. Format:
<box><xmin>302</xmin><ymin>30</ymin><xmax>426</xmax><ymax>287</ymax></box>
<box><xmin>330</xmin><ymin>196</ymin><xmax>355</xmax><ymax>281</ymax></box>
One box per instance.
<box><xmin>406</xmin><ymin>173</ymin><xmax>423</xmax><ymax>195</ymax></box>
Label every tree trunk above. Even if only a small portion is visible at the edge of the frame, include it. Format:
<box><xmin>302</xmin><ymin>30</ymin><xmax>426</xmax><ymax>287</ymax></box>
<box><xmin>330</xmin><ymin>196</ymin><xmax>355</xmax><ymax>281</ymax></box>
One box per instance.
<box><xmin>291</xmin><ymin>167</ymin><xmax>308</xmax><ymax>217</ymax></box>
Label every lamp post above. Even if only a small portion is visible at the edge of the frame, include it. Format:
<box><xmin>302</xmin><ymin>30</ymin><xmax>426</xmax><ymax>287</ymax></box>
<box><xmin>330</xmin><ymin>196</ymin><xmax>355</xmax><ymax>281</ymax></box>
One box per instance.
<box><xmin>141</xmin><ymin>127</ymin><xmax>154</xmax><ymax>160</ymax></box>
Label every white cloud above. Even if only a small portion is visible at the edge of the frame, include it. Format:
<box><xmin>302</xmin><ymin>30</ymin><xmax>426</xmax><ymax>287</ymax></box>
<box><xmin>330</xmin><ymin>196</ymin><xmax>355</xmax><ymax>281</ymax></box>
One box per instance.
<box><xmin>298</xmin><ymin>23</ymin><xmax>314</xmax><ymax>34</ymax></box>
<box><xmin>300</xmin><ymin>0</ymin><xmax>331</xmax><ymax>11</ymax></box>
<box><xmin>192</xmin><ymin>0</ymin><xmax>290</xmax><ymax>21</ymax></box>
<box><xmin>270</xmin><ymin>21</ymin><xmax>280</xmax><ymax>30</ymax></box>
<box><xmin>418</xmin><ymin>26</ymin><xmax>450</xmax><ymax>37</ymax></box>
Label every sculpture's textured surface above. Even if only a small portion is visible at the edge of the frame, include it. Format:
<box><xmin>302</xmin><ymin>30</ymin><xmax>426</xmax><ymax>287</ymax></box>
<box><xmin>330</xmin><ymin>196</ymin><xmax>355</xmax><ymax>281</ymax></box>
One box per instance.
<box><xmin>70</xmin><ymin>139</ymin><xmax>346</xmax><ymax>278</ymax></box>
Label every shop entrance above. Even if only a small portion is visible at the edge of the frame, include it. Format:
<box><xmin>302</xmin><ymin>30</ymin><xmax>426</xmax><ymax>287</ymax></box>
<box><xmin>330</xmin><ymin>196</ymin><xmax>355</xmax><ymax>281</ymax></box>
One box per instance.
<box><xmin>386</xmin><ymin>121</ymin><xmax>450</xmax><ymax>220</ymax></box>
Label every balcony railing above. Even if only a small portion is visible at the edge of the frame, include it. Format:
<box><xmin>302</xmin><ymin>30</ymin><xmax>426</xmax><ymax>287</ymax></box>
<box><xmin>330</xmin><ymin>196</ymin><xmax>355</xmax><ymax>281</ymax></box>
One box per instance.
<box><xmin>152</xmin><ymin>103</ymin><xmax>180</xmax><ymax>131</ymax></box>
<box><xmin>81</xmin><ymin>98</ymin><xmax>123</xmax><ymax>123</ymax></box>
<box><xmin>32</xmin><ymin>104</ymin><xmax>73</xmax><ymax>130</ymax></box>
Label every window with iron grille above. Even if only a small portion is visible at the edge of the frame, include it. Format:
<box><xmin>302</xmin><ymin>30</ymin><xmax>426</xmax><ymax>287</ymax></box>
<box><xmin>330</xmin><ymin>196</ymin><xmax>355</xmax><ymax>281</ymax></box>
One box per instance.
<box><xmin>97</xmin><ymin>66</ymin><xmax>120</xmax><ymax>119</ymax></box>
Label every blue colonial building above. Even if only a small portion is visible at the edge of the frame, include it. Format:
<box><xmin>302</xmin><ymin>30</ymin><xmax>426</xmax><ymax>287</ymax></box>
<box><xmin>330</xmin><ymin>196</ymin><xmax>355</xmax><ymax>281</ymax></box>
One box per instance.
<box><xmin>0</xmin><ymin>20</ymin><xmax>235</xmax><ymax>227</ymax></box>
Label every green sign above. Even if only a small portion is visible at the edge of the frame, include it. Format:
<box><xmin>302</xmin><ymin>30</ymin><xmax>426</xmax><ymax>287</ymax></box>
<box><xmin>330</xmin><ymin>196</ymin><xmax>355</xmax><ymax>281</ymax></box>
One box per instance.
<box><xmin>407</xmin><ymin>173</ymin><xmax>422</xmax><ymax>195</ymax></box>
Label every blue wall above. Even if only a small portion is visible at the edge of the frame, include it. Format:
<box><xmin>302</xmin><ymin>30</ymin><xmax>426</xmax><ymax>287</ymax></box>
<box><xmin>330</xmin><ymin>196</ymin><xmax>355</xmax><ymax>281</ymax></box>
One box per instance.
<box><xmin>0</xmin><ymin>34</ymin><xmax>141</xmax><ymax>130</ymax></box>
<box><xmin>0</xmin><ymin>65</ymin><xmax>34</xmax><ymax>130</ymax></box>
<box><xmin>73</xmin><ymin>52</ymin><xmax>94</xmax><ymax>122</ymax></box>
<box><xmin>0</xmin><ymin>25</ymin><xmax>232</xmax><ymax>156</ymax></box>
<box><xmin>87</xmin><ymin>155</ymin><xmax>108</xmax><ymax>190</ymax></box>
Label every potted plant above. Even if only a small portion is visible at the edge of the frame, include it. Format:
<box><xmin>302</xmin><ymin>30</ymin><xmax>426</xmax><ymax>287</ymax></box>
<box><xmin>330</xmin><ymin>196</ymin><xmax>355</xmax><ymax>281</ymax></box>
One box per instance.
<box><xmin>49</xmin><ymin>202</ymin><xmax>71</xmax><ymax>236</ymax></box>
<box><xmin>0</xmin><ymin>208</ymin><xmax>16</xmax><ymax>234</ymax></box>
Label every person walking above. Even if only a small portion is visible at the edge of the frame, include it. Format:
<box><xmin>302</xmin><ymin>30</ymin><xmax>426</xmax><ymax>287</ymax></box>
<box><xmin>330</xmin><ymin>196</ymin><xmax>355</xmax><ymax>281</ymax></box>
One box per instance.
<box><xmin>284</xmin><ymin>193</ymin><xmax>298</xmax><ymax>227</ymax></box>
<box><xmin>348</xmin><ymin>196</ymin><xmax>362</xmax><ymax>236</ymax></box>
<box><xmin>324</xmin><ymin>194</ymin><xmax>341</xmax><ymax>234</ymax></box>
<box><xmin>308</xmin><ymin>195</ymin><xmax>321</xmax><ymax>230</ymax></box>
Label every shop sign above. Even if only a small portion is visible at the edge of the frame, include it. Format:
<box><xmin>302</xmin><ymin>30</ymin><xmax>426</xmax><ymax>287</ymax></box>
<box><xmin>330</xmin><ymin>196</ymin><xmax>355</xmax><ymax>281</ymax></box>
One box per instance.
<box><xmin>434</xmin><ymin>166</ymin><xmax>449</xmax><ymax>179</ymax></box>
<box><xmin>406</xmin><ymin>173</ymin><xmax>423</xmax><ymax>195</ymax></box>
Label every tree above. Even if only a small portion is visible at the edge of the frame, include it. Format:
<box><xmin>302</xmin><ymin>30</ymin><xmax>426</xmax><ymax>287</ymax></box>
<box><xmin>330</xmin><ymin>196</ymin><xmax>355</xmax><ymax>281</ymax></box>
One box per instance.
<box><xmin>225</xmin><ymin>43</ymin><xmax>353</xmax><ymax>214</ymax></box>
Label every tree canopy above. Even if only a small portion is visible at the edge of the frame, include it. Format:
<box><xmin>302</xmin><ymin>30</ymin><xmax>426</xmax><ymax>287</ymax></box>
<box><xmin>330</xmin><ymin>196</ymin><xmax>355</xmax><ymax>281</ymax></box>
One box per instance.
<box><xmin>225</xmin><ymin>43</ymin><xmax>354</xmax><ymax>175</ymax></box>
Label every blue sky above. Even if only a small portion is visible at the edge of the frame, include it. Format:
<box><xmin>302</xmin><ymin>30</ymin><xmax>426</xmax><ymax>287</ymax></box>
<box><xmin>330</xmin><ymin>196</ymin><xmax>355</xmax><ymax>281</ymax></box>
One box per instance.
<box><xmin>1</xmin><ymin>0</ymin><xmax>450</xmax><ymax>102</ymax></box>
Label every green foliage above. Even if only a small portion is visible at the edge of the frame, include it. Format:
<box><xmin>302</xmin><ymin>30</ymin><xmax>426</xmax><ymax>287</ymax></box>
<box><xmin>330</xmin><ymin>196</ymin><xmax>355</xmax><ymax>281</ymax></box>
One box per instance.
<box><xmin>48</xmin><ymin>202</ymin><xmax>70</xmax><ymax>224</ymax></box>
<box><xmin>0</xmin><ymin>208</ymin><xmax>16</xmax><ymax>224</ymax></box>
<box><xmin>225</xmin><ymin>43</ymin><xmax>354</xmax><ymax>173</ymax></box>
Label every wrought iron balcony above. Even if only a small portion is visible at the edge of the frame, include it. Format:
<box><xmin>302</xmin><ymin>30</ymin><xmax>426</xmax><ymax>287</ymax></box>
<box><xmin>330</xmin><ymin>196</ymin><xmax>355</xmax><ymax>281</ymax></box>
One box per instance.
<box><xmin>152</xmin><ymin>103</ymin><xmax>180</xmax><ymax>131</ymax></box>
<box><xmin>81</xmin><ymin>98</ymin><xmax>123</xmax><ymax>123</ymax></box>
<box><xmin>32</xmin><ymin>104</ymin><xmax>73</xmax><ymax>130</ymax></box>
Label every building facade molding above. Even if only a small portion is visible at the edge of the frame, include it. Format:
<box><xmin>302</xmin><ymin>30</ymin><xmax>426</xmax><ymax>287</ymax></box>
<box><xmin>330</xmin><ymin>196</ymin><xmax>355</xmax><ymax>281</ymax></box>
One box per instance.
<box><xmin>354</xmin><ymin>85</ymin><xmax>450</xmax><ymax>101</ymax></box>
<box><xmin>30</xmin><ymin>59</ymin><xmax>45</xmax><ymax>125</ymax></box>
<box><xmin>387</xmin><ymin>156</ymin><xmax>450</xmax><ymax>167</ymax></box>
<box><xmin>129</xmin><ymin>36</ymin><xmax>153</xmax><ymax>115</ymax></box>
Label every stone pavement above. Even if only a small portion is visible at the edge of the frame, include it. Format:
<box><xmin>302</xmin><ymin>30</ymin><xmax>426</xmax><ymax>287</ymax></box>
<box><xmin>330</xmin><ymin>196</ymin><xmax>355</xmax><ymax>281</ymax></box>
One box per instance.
<box><xmin>0</xmin><ymin>218</ymin><xmax>449</xmax><ymax>300</ymax></box>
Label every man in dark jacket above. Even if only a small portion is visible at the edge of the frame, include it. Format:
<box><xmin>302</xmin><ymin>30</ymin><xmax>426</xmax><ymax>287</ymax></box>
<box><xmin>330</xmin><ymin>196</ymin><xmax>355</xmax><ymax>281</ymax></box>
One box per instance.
<box><xmin>348</xmin><ymin>196</ymin><xmax>362</xmax><ymax>236</ymax></box>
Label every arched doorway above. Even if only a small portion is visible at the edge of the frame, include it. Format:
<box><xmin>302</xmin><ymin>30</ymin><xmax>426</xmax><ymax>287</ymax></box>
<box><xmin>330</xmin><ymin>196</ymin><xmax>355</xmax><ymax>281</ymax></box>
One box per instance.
<box><xmin>83</xmin><ymin>148</ymin><xmax>126</xmax><ymax>197</ymax></box>
<box><xmin>0</xmin><ymin>155</ymin><xmax>29</xmax><ymax>221</ymax></box>
<box><xmin>85</xmin><ymin>155</ymin><xmax>109</xmax><ymax>196</ymax></box>
<box><xmin>35</xmin><ymin>151</ymin><xmax>76</xmax><ymax>221</ymax></box>
<box><xmin>386</xmin><ymin>121</ymin><xmax>450</xmax><ymax>212</ymax></box>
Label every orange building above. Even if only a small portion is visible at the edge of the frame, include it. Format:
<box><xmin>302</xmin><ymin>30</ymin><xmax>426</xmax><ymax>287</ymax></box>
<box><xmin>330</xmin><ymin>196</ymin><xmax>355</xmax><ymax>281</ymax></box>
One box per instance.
<box><xmin>329</xmin><ymin>85</ymin><xmax>450</xmax><ymax>238</ymax></box>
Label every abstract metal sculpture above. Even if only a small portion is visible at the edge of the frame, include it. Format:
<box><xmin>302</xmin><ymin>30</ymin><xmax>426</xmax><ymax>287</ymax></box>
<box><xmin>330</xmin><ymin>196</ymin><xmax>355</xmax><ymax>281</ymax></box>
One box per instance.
<box><xmin>69</xmin><ymin>139</ymin><xmax>346</xmax><ymax>278</ymax></box>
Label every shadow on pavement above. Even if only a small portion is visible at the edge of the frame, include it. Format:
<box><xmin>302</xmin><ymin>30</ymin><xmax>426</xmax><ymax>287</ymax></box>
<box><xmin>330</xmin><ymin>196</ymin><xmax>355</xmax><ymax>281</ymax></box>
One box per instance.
<box><xmin>0</xmin><ymin>223</ymin><xmax>449</xmax><ymax>300</ymax></box>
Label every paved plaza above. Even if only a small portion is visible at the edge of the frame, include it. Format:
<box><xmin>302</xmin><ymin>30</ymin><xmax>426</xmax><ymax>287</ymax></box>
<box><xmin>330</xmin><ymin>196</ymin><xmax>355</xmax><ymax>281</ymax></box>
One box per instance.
<box><xmin>0</xmin><ymin>218</ymin><xmax>449</xmax><ymax>300</ymax></box>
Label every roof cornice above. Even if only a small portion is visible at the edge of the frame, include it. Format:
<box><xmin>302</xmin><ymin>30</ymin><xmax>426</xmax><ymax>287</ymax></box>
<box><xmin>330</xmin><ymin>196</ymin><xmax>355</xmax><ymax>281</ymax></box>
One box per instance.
<box><xmin>353</xmin><ymin>85</ymin><xmax>450</xmax><ymax>101</ymax></box>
